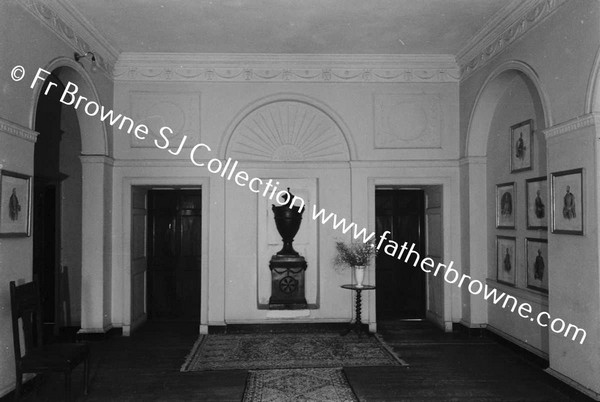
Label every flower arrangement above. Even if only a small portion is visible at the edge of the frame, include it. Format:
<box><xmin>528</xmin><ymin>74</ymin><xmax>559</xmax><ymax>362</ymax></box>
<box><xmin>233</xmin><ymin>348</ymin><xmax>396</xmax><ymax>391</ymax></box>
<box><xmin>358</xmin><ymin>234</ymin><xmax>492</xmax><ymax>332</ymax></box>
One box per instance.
<box><xmin>334</xmin><ymin>241</ymin><xmax>378</xmax><ymax>268</ymax></box>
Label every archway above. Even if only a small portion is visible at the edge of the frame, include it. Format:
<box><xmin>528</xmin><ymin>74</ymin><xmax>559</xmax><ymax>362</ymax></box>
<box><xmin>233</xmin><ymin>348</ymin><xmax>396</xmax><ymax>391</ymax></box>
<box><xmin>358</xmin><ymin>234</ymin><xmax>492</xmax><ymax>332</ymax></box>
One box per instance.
<box><xmin>30</xmin><ymin>58</ymin><xmax>111</xmax><ymax>335</ymax></box>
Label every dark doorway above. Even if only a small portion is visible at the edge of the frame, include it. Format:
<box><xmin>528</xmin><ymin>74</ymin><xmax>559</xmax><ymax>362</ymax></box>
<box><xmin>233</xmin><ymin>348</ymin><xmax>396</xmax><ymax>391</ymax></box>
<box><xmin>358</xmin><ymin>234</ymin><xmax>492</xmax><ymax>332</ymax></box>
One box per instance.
<box><xmin>147</xmin><ymin>190</ymin><xmax>202</xmax><ymax>320</ymax></box>
<box><xmin>375</xmin><ymin>189</ymin><xmax>426</xmax><ymax>320</ymax></box>
<box><xmin>33</xmin><ymin>74</ymin><xmax>64</xmax><ymax>333</ymax></box>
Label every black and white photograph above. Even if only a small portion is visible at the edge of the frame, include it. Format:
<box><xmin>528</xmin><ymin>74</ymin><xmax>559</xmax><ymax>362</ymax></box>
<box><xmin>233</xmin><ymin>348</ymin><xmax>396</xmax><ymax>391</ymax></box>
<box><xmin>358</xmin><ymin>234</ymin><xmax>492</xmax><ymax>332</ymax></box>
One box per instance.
<box><xmin>0</xmin><ymin>170</ymin><xmax>31</xmax><ymax>237</ymax></box>
<box><xmin>496</xmin><ymin>182</ymin><xmax>515</xmax><ymax>229</ymax></box>
<box><xmin>526</xmin><ymin>238</ymin><xmax>548</xmax><ymax>293</ymax></box>
<box><xmin>551</xmin><ymin>168</ymin><xmax>584</xmax><ymax>235</ymax></box>
<box><xmin>0</xmin><ymin>1</ymin><xmax>598</xmax><ymax>401</ymax></box>
<box><xmin>510</xmin><ymin>119</ymin><xmax>533</xmax><ymax>173</ymax></box>
<box><xmin>526</xmin><ymin>176</ymin><xmax>548</xmax><ymax>230</ymax></box>
<box><xmin>497</xmin><ymin>236</ymin><xmax>516</xmax><ymax>286</ymax></box>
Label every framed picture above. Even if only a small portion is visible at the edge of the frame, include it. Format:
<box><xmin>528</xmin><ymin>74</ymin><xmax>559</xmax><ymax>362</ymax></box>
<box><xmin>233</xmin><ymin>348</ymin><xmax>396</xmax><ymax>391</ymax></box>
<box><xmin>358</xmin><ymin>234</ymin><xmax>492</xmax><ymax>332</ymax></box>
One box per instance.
<box><xmin>551</xmin><ymin>168</ymin><xmax>583</xmax><ymax>235</ymax></box>
<box><xmin>526</xmin><ymin>238</ymin><xmax>548</xmax><ymax>293</ymax></box>
<box><xmin>497</xmin><ymin>236</ymin><xmax>516</xmax><ymax>286</ymax></box>
<box><xmin>510</xmin><ymin>119</ymin><xmax>533</xmax><ymax>173</ymax></box>
<box><xmin>0</xmin><ymin>170</ymin><xmax>32</xmax><ymax>237</ymax></box>
<box><xmin>496</xmin><ymin>182</ymin><xmax>515</xmax><ymax>229</ymax></box>
<box><xmin>526</xmin><ymin>176</ymin><xmax>548</xmax><ymax>229</ymax></box>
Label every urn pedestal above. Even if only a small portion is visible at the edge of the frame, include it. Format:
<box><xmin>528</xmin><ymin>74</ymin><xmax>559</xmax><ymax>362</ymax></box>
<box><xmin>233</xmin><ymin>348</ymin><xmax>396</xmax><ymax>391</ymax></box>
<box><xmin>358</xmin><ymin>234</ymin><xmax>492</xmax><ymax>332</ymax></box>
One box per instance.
<box><xmin>269</xmin><ymin>255</ymin><xmax>307</xmax><ymax>309</ymax></box>
<box><xmin>269</xmin><ymin>188</ymin><xmax>308</xmax><ymax>309</ymax></box>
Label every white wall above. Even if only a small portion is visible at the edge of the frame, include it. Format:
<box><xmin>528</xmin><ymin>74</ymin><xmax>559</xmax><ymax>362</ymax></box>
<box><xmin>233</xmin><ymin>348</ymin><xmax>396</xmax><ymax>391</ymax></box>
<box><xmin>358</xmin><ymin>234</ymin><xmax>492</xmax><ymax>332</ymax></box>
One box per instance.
<box><xmin>461</xmin><ymin>0</ymin><xmax>600</xmax><ymax>398</ymax></box>
<box><xmin>109</xmin><ymin>66</ymin><xmax>461</xmax><ymax>330</ymax></box>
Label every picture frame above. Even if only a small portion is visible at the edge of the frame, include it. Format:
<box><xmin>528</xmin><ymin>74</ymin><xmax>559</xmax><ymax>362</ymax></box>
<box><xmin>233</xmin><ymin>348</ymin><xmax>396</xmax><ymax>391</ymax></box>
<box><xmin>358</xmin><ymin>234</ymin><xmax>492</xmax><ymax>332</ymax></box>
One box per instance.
<box><xmin>551</xmin><ymin>168</ymin><xmax>583</xmax><ymax>235</ymax></box>
<box><xmin>526</xmin><ymin>238</ymin><xmax>548</xmax><ymax>293</ymax></box>
<box><xmin>510</xmin><ymin>119</ymin><xmax>533</xmax><ymax>173</ymax></box>
<box><xmin>0</xmin><ymin>170</ymin><xmax>32</xmax><ymax>237</ymax></box>
<box><xmin>497</xmin><ymin>236</ymin><xmax>516</xmax><ymax>286</ymax></box>
<box><xmin>496</xmin><ymin>182</ymin><xmax>515</xmax><ymax>229</ymax></box>
<box><xmin>526</xmin><ymin>176</ymin><xmax>548</xmax><ymax>230</ymax></box>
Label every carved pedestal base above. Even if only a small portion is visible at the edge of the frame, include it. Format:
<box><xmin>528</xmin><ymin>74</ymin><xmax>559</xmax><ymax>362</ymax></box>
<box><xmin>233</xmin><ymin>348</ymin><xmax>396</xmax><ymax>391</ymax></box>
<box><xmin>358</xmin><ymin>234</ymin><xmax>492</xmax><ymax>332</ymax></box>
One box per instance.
<box><xmin>269</xmin><ymin>255</ymin><xmax>307</xmax><ymax>309</ymax></box>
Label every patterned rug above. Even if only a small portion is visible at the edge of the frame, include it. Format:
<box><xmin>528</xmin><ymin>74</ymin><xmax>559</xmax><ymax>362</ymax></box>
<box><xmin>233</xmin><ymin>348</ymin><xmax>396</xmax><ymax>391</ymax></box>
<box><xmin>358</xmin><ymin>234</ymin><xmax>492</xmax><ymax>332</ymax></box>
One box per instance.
<box><xmin>180</xmin><ymin>333</ymin><xmax>407</xmax><ymax>371</ymax></box>
<box><xmin>242</xmin><ymin>368</ymin><xmax>358</xmax><ymax>402</ymax></box>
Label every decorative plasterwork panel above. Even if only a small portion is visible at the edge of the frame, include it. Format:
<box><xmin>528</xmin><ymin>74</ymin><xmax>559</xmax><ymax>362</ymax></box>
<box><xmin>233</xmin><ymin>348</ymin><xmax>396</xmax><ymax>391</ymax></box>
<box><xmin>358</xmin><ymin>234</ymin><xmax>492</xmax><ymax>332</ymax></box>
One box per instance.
<box><xmin>458</xmin><ymin>0</ymin><xmax>567</xmax><ymax>80</ymax></box>
<box><xmin>114</xmin><ymin>54</ymin><xmax>460</xmax><ymax>83</ymax></box>
<box><xmin>543</xmin><ymin>113</ymin><xmax>600</xmax><ymax>140</ymax></box>
<box><xmin>129</xmin><ymin>92</ymin><xmax>200</xmax><ymax>148</ymax></box>
<box><xmin>228</xmin><ymin>101</ymin><xmax>350</xmax><ymax>161</ymax></box>
<box><xmin>374</xmin><ymin>93</ymin><xmax>442</xmax><ymax>149</ymax></box>
<box><xmin>17</xmin><ymin>0</ymin><xmax>118</xmax><ymax>77</ymax></box>
<box><xmin>0</xmin><ymin>117</ymin><xmax>39</xmax><ymax>143</ymax></box>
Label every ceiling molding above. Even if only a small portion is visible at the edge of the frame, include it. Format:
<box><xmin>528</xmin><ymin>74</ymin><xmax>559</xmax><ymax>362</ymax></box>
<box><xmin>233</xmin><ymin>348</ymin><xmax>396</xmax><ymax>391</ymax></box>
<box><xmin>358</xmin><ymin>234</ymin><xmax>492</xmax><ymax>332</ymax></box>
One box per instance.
<box><xmin>17</xmin><ymin>0</ymin><xmax>120</xmax><ymax>77</ymax></box>
<box><xmin>457</xmin><ymin>0</ymin><xmax>568</xmax><ymax>81</ymax></box>
<box><xmin>114</xmin><ymin>53</ymin><xmax>460</xmax><ymax>83</ymax></box>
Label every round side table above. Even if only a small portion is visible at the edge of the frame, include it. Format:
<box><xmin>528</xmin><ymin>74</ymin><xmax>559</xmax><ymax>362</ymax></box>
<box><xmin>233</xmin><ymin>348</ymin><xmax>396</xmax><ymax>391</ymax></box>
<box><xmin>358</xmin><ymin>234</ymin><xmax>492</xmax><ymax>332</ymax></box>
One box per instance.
<box><xmin>340</xmin><ymin>284</ymin><xmax>376</xmax><ymax>336</ymax></box>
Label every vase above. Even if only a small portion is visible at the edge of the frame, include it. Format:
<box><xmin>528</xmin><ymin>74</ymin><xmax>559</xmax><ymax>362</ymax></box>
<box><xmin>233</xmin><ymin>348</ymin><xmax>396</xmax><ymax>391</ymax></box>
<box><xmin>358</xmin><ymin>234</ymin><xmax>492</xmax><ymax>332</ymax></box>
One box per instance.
<box><xmin>354</xmin><ymin>265</ymin><xmax>366</xmax><ymax>288</ymax></box>
<box><xmin>272</xmin><ymin>188</ymin><xmax>304</xmax><ymax>256</ymax></box>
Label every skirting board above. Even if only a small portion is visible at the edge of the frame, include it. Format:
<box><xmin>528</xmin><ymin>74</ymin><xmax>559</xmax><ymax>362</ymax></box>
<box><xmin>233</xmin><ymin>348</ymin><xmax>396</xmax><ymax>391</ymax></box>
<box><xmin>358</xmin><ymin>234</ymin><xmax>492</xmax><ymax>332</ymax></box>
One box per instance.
<box><xmin>0</xmin><ymin>374</ymin><xmax>35</xmax><ymax>398</ymax></box>
<box><xmin>545</xmin><ymin>368</ymin><xmax>600</xmax><ymax>401</ymax></box>
<box><xmin>486</xmin><ymin>324</ymin><xmax>548</xmax><ymax>359</ymax></box>
<box><xmin>426</xmin><ymin>310</ymin><xmax>451</xmax><ymax>332</ymax></box>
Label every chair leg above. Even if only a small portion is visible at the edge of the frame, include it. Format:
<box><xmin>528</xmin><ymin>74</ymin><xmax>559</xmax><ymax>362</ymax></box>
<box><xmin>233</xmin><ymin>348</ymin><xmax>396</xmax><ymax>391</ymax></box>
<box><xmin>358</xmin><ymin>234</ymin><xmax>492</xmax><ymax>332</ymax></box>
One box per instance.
<box><xmin>64</xmin><ymin>371</ymin><xmax>71</xmax><ymax>402</ymax></box>
<box><xmin>13</xmin><ymin>370</ymin><xmax>22</xmax><ymax>402</ymax></box>
<box><xmin>84</xmin><ymin>356</ymin><xmax>89</xmax><ymax>395</ymax></box>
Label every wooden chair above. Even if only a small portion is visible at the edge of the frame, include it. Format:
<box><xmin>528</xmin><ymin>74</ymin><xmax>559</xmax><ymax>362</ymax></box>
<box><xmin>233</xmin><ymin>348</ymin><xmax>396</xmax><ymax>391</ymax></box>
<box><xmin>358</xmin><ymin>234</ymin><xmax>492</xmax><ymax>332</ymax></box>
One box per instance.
<box><xmin>10</xmin><ymin>278</ymin><xmax>90</xmax><ymax>401</ymax></box>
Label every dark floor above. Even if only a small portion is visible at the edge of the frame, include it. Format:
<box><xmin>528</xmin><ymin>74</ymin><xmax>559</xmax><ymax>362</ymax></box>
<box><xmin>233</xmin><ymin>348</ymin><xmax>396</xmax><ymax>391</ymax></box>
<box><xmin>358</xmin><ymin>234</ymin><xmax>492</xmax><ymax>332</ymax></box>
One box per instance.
<box><xmin>10</xmin><ymin>320</ymin><xmax>594</xmax><ymax>401</ymax></box>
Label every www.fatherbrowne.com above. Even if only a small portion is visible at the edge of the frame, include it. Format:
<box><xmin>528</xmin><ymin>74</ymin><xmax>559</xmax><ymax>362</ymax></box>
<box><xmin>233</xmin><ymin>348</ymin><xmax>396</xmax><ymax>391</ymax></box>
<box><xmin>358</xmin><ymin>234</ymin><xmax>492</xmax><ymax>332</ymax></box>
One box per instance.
<box><xmin>28</xmin><ymin>67</ymin><xmax>587</xmax><ymax>346</ymax></box>
<box><xmin>312</xmin><ymin>212</ymin><xmax>586</xmax><ymax>345</ymax></box>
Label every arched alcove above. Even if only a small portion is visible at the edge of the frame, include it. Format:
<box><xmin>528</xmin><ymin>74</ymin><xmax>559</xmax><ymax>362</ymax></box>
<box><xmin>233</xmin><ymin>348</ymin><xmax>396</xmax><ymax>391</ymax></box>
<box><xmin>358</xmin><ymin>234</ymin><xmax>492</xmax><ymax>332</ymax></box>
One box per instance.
<box><xmin>464</xmin><ymin>61</ymin><xmax>551</xmax><ymax>357</ymax></box>
<box><xmin>221</xmin><ymin>94</ymin><xmax>354</xmax><ymax>161</ymax></box>
<box><xmin>466</xmin><ymin>61</ymin><xmax>552</xmax><ymax>157</ymax></box>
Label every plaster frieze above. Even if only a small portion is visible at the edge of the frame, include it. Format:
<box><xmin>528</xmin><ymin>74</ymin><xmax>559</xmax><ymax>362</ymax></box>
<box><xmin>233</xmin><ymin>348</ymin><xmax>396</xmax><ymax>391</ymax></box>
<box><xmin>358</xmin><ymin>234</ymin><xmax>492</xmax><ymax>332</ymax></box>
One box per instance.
<box><xmin>17</xmin><ymin>0</ymin><xmax>118</xmax><ymax>77</ymax></box>
<box><xmin>542</xmin><ymin>113</ymin><xmax>600</xmax><ymax>140</ymax></box>
<box><xmin>114</xmin><ymin>53</ymin><xmax>460</xmax><ymax>83</ymax></box>
<box><xmin>0</xmin><ymin>118</ymin><xmax>39</xmax><ymax>143</ymax></box>
<box><xmin>458</xmin><ymin>0</ymin><xmax>568</xmax><ymax>80</ymax></box>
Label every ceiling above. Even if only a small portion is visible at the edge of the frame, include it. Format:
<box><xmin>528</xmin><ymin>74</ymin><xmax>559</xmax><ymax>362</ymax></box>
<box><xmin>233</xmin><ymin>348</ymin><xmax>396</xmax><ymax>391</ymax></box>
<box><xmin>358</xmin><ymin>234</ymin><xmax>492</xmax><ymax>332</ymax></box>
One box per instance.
<box><xmin>69</xmin><ymin>0</ymin><xmax>516</xmax><ymax>56</ymax></box>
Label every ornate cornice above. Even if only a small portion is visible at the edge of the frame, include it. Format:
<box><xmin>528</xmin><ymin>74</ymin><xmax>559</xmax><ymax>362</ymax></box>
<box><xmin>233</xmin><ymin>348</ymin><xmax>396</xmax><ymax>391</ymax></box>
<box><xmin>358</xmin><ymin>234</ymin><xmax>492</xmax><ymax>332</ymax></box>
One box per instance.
<box><xmin>543</xmin><ymin>113</ymin><xmax>600</xmax><ymax>140</ymax></box>
<box><xmin>17</xmin><ymin>0</ymin><xmax>119</xmax><ymax>77</ymax></box>
<box><xmin>114</xmin><ymin>53</ymin><xmax>460</xmax><ymax>83</ymax></box>
<box><xmin>0</xmin><ymin>118</ymin><xmax>39</xmax><ymax>143</ymax></box>
<box><xmin>458</xmin><ymin>0</ymin><xmax>568</xmax><ymax>80</ymax></box>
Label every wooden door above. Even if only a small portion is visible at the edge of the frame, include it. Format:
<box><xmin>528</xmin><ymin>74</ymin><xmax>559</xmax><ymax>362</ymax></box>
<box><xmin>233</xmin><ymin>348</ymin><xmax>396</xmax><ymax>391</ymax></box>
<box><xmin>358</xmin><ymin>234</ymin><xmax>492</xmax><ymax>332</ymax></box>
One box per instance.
<box><xmin>375</xmin><ymin>189</ymin><xmax>426</xmax><ymax>319</ymax></box>
<box><xmin>147</xmin><ymin>190</ymin><xmax>202</xmax><ymax>321</ymax></box>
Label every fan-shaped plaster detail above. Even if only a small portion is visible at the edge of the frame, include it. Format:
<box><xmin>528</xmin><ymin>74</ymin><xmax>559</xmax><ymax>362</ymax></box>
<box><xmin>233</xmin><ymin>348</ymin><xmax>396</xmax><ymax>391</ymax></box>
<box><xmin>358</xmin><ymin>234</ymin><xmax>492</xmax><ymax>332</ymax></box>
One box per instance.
<box><xmin>228</xmin><ymin>101</ymin><xmax>350</xmax><ymax>161</ymax></box>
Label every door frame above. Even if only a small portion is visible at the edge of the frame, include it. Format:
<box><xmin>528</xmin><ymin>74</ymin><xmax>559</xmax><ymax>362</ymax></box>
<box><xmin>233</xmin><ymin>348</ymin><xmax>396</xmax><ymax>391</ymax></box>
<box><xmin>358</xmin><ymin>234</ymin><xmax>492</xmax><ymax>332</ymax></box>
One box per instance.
<box><xmin>366</xmin><ymin>177</ymin><xmax>458</xmax><ymax>333</ymax></box>
<box><xmin>121</xmin><ymin>177</ymin><xmax>210</xmax><ymax>336</ymax></box>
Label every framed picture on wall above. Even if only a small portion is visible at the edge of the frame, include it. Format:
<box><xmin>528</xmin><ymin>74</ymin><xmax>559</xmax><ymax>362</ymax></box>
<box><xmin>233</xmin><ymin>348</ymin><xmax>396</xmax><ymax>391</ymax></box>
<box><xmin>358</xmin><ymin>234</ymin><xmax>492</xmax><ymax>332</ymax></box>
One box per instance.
<box><xmin>0</xmin><ymin>170</ymin><xmax>32</xmax><ymax>237</ymax></box>
<box><xmin>497</xmin><ymin>236</ymin><xmax>516</xmax><ymax>286</ymax></box>
<box><xmin>496</xmin><ymin>182</ymin><xmax>515</xmax><ymax>229</ymax></box>
<box><xmin>526</xmin><ymin>238</ymin><xmax>548</xmax><ymax>293</ymax></box>
<box><xmin>510</xmin><ymin>119</ymin><xmax>533</xmax><ymax>173</ymax></box>
<box><xmin>551</xmin><ymin>168</ymin><xmax>583</xmax><ymax>235</ymax></box>
<box><xmin>526</xmin><ymin>176</ymin><xmax>548</xmax><ymax>229</ymax></box>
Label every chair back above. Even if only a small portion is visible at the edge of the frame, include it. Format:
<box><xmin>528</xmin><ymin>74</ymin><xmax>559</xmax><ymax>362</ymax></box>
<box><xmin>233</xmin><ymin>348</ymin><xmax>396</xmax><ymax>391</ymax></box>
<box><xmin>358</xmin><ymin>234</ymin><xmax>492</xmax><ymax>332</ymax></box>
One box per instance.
<box><xmin>10</xmin><ymin>278</ymin><xmax>44</xmax><ymax>362</ymax></box>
